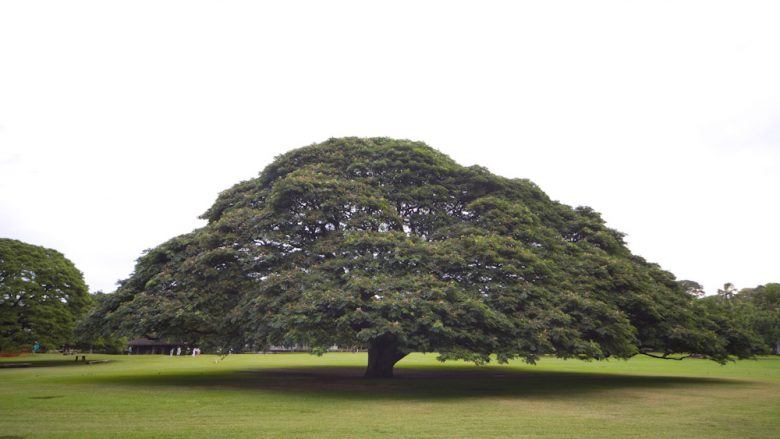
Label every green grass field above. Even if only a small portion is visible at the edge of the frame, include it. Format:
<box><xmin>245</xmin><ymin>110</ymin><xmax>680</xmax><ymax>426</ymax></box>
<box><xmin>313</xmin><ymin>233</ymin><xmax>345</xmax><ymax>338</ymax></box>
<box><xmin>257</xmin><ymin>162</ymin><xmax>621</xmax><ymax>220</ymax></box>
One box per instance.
<box><xmin>1</xmin><ymin>352</ymin><xmax>779</xmax><ymax>438</ymax></box>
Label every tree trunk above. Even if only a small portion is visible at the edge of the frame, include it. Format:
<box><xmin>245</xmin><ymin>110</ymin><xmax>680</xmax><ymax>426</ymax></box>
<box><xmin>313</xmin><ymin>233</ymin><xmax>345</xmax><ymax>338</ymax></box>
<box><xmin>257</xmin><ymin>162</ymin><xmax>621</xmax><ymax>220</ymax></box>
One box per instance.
<box><xmin>364</xmin><ymin>336</ymin><xmax>407</xmax><ymax>378</ymax></box>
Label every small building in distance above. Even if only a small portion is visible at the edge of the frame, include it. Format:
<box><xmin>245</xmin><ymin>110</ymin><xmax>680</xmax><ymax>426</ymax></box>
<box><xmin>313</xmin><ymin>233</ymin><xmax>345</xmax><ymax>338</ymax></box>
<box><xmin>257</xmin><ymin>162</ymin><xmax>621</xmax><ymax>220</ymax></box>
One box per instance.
<box><xmin>127</xmin><ymin>337</ymin><xmax>179</xmax><ymax>355</ymax></box>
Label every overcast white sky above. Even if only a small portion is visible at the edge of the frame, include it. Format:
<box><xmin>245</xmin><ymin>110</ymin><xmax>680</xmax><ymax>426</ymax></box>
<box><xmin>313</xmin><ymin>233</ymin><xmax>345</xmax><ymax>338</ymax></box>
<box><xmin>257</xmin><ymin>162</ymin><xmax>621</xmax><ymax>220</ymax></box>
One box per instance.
<box><xmin>1</xmin><ymin>1</ymin><xmax>778</xmax><ymax>295</ymax></box>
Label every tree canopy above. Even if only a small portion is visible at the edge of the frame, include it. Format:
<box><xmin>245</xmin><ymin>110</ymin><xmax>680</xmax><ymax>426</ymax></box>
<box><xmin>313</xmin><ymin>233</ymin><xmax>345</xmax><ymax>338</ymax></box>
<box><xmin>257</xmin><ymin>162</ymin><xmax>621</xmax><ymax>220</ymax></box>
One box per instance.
<box><xmin>92</xmin><ymin>138</ymin><xmax>762</xmax><ymax>376</ymax></box>
<box><xmin>0</xmin><ymin>238</ymin><xmax>91</xmax><ymax>352</ymax></box>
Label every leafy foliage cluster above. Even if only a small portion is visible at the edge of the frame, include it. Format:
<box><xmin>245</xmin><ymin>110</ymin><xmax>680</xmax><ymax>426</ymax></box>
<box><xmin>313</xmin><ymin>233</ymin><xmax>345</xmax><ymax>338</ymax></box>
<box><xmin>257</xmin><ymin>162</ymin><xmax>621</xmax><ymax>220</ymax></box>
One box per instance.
<box><xmin>90</xmin><ymin>138</ymin><xmax>762</xmax><ymax>374</ymax></box>
<box><xmin>0</xmin><ymin>238</ymin><xmax>91</xmax><ymax>351</ymax></box>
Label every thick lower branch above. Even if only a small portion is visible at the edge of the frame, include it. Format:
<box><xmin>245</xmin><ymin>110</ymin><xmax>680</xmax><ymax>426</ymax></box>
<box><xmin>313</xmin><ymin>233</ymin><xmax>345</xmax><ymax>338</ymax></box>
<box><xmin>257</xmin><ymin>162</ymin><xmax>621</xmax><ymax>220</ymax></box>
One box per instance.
<box><xmin>639</xmin><ymin>351</ymin><xmax>693</xmax><ymax>361</ymax></box>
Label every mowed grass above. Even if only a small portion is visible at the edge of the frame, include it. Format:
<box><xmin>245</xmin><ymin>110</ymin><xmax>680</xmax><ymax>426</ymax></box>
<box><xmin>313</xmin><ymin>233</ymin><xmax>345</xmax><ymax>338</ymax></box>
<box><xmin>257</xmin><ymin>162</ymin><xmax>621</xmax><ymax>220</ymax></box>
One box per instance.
<box><xmin>1</xmin><ymin>352</ymin><xmax>779</xmax><ymax>438</ymax></box>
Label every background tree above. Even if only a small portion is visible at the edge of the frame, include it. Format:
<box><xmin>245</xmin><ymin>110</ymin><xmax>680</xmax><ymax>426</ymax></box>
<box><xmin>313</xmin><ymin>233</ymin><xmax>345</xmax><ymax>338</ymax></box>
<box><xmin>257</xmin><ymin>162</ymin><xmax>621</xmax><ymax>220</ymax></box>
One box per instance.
<box><xmin>717</xmin><ymin>282</ymin><xmax>738</xmax><ymax>302</ymax></box>
<box><xmin>74</xmin><ymin>291</ymin><xmax>128</xmax><ymax>353</ymax></box>
<box><xmin>697</xmin><ymin>294</ymin><xmax>768</xmax><ymax>358</ymax></box>
<box><xmin>93</xmin><ymin>138</ymin><xmax>764</xmax><ymax>377</ymax></box>
<box><xmin>735</xmin><ymin>283</ymin><xmax>780</xmax><ymax>354</ymax></box>
<box><xmin>0</xmin><ymin>238</ymin><xmax>91</xmax><ymax>352</ymax></box>
<box><xmin>679</xmin><ymin>280</ymin><xmax>706</xmax><ymax>298</ymax></box>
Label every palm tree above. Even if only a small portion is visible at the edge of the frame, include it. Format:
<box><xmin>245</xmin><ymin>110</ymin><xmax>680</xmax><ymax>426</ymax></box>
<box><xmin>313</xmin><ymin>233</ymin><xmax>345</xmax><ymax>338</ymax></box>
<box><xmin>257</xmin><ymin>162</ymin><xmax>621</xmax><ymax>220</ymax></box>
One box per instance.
<box><xmin>717</xmin><ymin>282</ymin><xmax>738</xmax><ymax>306</ymax></box>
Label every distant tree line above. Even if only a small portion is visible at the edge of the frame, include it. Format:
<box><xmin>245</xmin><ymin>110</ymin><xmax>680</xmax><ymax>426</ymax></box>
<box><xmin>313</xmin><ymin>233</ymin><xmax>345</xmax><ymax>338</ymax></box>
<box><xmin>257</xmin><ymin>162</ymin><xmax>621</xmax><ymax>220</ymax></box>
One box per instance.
<box><xmin>691</xmin><ymin>281</ymin><xmax>780</xmax><ymax>355</ymax></box>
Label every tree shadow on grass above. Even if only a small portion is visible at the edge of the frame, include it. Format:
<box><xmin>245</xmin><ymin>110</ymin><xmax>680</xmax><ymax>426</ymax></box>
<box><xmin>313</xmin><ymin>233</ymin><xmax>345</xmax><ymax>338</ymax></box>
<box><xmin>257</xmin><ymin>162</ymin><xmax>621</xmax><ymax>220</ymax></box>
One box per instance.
<box><xmin>93</xmin><ymin>364</ymin><xmax>745</xmax><ymax>401</ymax></box>
<box><xmin>0</xmin><ymin>359</ymin><xmax>111</xmax><ymax>369</ymax></box>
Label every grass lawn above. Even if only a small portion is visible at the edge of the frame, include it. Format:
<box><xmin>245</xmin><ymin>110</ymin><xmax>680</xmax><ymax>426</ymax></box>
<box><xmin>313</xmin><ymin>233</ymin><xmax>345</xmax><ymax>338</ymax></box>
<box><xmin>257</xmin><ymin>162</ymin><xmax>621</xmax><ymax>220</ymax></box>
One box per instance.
<box><xmin>1</xmin><ymin>352</ymin><xmax>779</xmax><ymax>438</ymax></box>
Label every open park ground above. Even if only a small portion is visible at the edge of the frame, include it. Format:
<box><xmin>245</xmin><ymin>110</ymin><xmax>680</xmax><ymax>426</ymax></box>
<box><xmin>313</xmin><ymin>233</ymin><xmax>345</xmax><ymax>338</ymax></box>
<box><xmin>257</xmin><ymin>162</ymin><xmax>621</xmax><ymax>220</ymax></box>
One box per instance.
<box><xmin>1</xmin><ymin>353</ymin><xmax>779</xmax><ymax>438</ymax></box>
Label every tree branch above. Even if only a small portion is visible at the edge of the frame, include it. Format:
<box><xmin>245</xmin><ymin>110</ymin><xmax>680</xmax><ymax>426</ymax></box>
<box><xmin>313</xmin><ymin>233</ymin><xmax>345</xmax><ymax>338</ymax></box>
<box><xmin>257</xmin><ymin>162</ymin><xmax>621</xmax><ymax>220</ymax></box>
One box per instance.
<box><xmin>639</xmin><ymin>351</ymin><xmax>694</xmax><ymax>361</ymax></box>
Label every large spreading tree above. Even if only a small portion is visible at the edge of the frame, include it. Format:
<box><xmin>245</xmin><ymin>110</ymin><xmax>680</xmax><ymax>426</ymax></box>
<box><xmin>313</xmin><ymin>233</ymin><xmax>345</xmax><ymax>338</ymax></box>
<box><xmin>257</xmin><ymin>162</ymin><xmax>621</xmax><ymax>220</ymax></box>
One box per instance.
<box><xmin>92</xmin><ymin>138</ymin><xmax>761</xmax><ymax>376</ymax></box>
<box><xmin>0</xmin><ymin>238</ymin><xmax>91</xmax><ymax>352</ymax></box>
